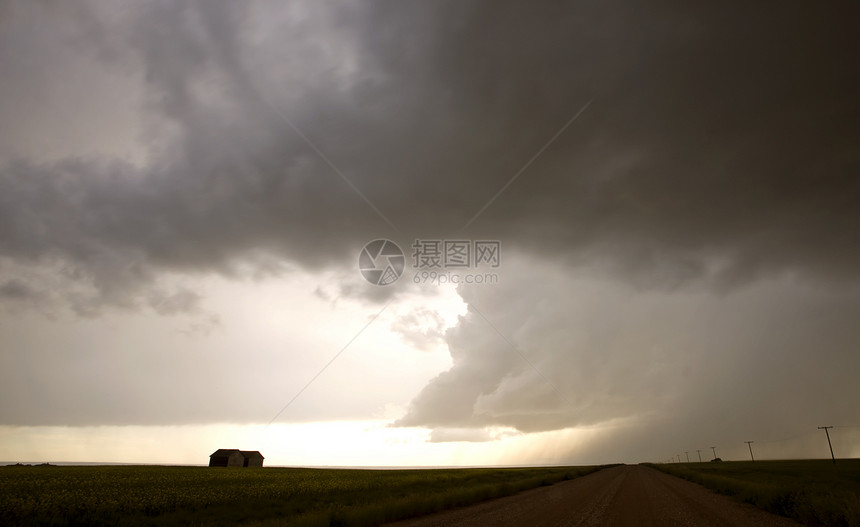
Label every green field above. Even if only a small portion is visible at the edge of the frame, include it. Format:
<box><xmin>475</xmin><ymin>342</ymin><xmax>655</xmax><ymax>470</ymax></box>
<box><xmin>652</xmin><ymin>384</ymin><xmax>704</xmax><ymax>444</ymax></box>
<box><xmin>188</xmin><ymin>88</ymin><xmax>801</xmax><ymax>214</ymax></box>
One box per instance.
<box><xmin>648</xmin><ymin>459</ymin><xmax>860</xmax><ymax>527</ymax></box>
<box><xmin>0</xmin><ymin>464</ymin><xmax>606</xmax><ymax>526</ymax></box>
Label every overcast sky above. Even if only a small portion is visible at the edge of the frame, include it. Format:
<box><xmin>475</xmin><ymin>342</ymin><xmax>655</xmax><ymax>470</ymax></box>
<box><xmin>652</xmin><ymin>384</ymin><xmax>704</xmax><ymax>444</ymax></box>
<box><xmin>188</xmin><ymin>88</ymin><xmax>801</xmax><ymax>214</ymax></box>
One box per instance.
<box><xmin>1</xmin><ymin>1</ymin><xmax>859</xmax><ymax>466</ymax></box>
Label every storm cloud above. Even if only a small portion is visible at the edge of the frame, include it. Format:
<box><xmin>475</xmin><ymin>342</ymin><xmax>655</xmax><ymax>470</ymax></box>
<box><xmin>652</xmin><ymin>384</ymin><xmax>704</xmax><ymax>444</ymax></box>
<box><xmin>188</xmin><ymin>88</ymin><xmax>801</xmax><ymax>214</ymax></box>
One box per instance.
<box><xmin>1</xmin><ymin>0</ymin><xmax>859</xmax><ymax>459</ymax></box>
<box><xmin>396</xmin><ymin>259</ymin><xmax>860</xmax><ymax>440</ymax></box>
<box><xmin>2</xmin><ymin>1</ymin><xmax>858</xmax><ymax>311</ymax></box>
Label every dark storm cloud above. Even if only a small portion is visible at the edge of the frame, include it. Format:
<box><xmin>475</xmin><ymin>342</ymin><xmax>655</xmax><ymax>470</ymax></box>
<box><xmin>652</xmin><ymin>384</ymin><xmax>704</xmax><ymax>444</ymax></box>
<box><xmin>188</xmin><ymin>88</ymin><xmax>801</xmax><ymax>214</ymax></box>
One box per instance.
<box><xmin>395</xmin><ymin>261</ymin><xmax>860</xmax><ymax>452</ymax></box>
<box><xmin>1</xmin><ymin>0</ymin><xmax>859</xmax><ymax>444</ymax></box>
<box><xmin>0</xmin><ymin>278</ymin><xmax>35</xmax><ymax>300</ymax></box>
<box><xmin>0</xmin><ymin>0</ymin><xmax>858</xmax><ymax>315</ymax></box>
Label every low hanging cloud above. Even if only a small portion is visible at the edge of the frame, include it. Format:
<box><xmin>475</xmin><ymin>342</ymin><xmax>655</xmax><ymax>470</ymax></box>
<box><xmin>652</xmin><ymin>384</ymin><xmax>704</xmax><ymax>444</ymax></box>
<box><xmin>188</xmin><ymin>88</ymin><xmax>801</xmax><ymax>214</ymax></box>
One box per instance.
<box><xmin>395</xmin><ymin>256</ymin><xmax>860</xmax><ymax>444</ymax></box>
<box><xmin>389</xmin><ymin>306</ymin><xmax>447</xmax><ymax>352</ymax></box>
<box><xmin>427</xmin><ymin>427</ymin><xmax>521</xmax><ymax>444</ymax></box>
<box><xmin>0</xmin><ymin>278</ymin><xmax>37</xmax><ymax>301</ymax></box>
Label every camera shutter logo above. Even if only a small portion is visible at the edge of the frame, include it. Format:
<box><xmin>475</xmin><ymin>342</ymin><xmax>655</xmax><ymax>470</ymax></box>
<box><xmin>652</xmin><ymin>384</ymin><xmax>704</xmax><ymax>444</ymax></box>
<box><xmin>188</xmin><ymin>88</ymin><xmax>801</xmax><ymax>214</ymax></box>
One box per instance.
<box><xmin>359</xmin><ymin>239</ymin><xmax>405</xmax><ymax>285</ymax></box>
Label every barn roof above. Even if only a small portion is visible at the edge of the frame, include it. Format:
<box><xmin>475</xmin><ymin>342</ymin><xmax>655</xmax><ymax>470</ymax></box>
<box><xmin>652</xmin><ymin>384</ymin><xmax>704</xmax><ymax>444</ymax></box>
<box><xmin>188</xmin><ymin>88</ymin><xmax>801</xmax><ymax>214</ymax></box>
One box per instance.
<box><xmin>210</xmin><ymin>449</ymin><xmax>264</xmax><ymax>459</ymax></box>
<box><xmin>210</xmin><ymin>449</ymin><xmax>241</xmax><ymax>457</ymax></box>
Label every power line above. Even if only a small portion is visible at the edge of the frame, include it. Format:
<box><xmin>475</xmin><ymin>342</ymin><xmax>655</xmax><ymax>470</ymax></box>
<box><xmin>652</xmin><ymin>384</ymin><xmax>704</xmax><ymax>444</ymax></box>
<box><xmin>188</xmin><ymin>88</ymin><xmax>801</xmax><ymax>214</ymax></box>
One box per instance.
<box><xmin>266</xmin><ymin>300</ymin><xmax>392</xmax><ymax>426</ymax></box>
<box><xmin>756</xmin><ymin>429</ymin><xmax>818</xmax><ymax>445</ymax></box>
<box><xmin>699</xmin><ymin>424</ymin><xmax>856</xmax><ymax>464</ymax></box>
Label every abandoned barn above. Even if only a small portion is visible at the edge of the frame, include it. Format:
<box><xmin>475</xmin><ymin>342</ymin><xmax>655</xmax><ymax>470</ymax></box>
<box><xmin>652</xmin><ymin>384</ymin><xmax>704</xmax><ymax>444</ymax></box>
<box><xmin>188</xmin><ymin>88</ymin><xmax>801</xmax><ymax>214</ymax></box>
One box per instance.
<box><xmin>208</xmin><ymin>449</ymin><xmax>264</xmax><ymax>467</ymax></box>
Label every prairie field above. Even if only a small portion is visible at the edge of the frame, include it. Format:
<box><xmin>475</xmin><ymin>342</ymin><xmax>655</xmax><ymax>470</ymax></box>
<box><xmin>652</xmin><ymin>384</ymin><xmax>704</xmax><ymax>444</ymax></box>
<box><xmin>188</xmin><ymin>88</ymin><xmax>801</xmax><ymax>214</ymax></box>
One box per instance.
<box><xmin>649</xmin><ymin>459</ymin><xmax>860</xmax><ymax>527</ymax></box>
<box><xmin>0</xmin><ymin>464</ymin><xmax>604</xmax><ymax>526</ymax></box>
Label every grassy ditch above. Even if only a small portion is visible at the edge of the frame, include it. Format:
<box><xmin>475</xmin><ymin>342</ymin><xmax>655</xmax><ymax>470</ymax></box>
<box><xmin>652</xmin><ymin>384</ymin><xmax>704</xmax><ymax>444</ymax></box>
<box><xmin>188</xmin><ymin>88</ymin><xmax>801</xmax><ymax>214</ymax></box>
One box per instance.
<box><xmin>647</xmin><ymin>459</ymin><xmax>860</xmax><ymax>526</ymax></box>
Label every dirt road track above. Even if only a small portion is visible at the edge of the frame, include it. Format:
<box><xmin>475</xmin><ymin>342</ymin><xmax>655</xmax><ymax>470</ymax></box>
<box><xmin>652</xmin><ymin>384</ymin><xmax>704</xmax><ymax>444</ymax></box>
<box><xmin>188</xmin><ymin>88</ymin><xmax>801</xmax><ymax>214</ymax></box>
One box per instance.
<box><xmin>385</xmin><ymin>465</ymin><xmax>802</xmax><ymax>526</ymax></box>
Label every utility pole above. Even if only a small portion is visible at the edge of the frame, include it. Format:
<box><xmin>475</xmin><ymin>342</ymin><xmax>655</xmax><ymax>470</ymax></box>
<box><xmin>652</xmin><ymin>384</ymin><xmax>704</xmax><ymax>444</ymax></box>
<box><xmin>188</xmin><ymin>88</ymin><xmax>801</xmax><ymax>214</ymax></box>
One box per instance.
<box><xmin>710</xmin><ymin>446</ymin><xmax>717</xmax><ymax>460</ymax></box>
<box><xmin>818</xmin><ymin>426</ymin><xmax>836</xmax><ymax>464</ymax></box>
<box><xmin>685</xmin><ymin>451</ymin><xmax>690</xmax><ymax>463</ymax></box>
<box><xmin>696</xmin><ymin>449</ymin><xmax>702</xmax><ymax>462</ymax></box>
<box><xmin>745</xmin><ymin>441</ymin><xmax>755</xmax><ymax>462</ymax></box>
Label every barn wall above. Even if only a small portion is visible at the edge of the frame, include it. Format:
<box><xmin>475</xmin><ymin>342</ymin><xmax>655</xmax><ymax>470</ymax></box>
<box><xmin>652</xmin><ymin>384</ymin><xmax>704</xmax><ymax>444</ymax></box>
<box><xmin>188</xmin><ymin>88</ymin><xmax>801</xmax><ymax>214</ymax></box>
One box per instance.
<box><xmin>209</xmin><ymin>456</ymin><xmax>228</xmax><ymax>467</ymax></box>
<box><xmin>227</xmin><ymin>453</ymin><xmax>244</xmax><ymax>467</ymax></box>
<box><xmin>210</xmin><ymin>450</ymin><xmax>264</xmax><ymax>467</ymax></box>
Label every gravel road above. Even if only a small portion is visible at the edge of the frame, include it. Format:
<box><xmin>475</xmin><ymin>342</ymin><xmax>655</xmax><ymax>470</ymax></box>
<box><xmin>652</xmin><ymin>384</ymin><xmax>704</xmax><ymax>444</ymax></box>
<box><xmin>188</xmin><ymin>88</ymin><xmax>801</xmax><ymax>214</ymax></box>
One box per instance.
<box><xmin>384</xmin><ymin>464</ymin><xmax>802</xmax><ymax>526</ymax></box>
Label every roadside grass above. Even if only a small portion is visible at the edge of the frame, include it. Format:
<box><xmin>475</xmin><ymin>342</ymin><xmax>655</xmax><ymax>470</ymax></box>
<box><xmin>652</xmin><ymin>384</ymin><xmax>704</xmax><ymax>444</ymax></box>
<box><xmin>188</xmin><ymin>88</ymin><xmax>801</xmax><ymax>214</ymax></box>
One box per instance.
<box><xmin>647</xmin><ymin>459</ymin><xmax>860</xmax><ymax>527</ymax></box>
<box><xmin>0</xmin><ymin>464</ymin><xmax>609</xmax><ymax>526</ymax></box>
